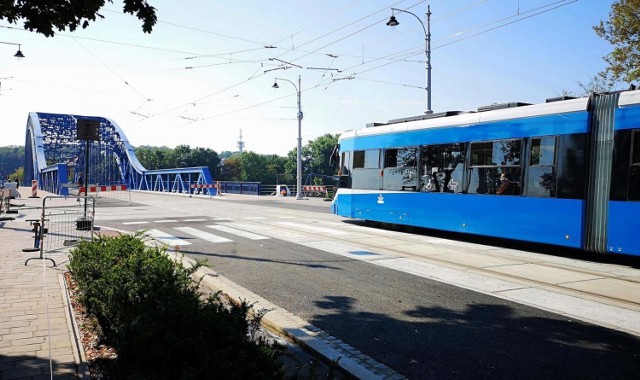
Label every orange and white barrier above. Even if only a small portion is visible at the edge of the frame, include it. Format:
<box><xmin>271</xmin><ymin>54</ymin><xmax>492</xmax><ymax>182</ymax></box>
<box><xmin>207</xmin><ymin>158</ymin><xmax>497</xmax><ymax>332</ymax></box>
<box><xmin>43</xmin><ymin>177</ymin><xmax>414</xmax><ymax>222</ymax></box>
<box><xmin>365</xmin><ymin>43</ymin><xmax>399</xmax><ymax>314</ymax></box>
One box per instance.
<box><xmin>30</xmin><ymin>180</ymin><xmax>39</xmax><ymax>198</ymax></box>
<box><xmin>189</xmin><ymin>183</ymin><xmax>220</xmax><ymax>197</ymax></box>
<box><xmin>79</xmin><ymin>185</ymin><xmax>127</xmax><ymax>193</ymax></box>
<box><xmin>302</xmin><ymin>185</ymin><xmax>328</xmax><ymax>197</ymax></box>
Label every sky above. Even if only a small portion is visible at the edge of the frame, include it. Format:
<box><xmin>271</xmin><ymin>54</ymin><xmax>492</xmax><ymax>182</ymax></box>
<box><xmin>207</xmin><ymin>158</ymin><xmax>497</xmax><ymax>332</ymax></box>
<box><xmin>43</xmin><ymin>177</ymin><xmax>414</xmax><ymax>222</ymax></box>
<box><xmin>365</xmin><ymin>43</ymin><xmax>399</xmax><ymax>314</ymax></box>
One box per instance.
<box><xmin>0</xmin><ymin>0</ymin><xmax>618</xmax><ymax>156</ymax></box>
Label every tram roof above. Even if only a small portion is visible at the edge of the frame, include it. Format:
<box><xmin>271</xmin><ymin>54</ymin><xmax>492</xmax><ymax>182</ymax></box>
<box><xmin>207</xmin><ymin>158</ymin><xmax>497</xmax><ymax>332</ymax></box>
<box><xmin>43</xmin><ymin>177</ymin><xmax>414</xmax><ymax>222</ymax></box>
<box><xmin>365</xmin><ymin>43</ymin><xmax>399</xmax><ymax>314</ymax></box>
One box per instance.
<box><xmin>340</xmin><ymin>96</ymin><xmax>590</xmax><ymax>141</ymax></box>
<box><xmin>619</xmin><ymin>89</ymin><xmax>640</xmax><ymax>107</ymax></box>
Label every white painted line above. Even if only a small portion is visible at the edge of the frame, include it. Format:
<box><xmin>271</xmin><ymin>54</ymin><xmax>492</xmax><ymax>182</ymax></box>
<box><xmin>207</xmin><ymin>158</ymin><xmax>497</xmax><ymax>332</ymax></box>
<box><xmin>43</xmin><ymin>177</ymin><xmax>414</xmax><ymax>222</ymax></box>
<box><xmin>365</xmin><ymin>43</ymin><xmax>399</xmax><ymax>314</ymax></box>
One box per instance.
<box><xmin>207</xmin><ymin>225</ymin><xmax>270</xmax><ymax>240</ymax></box>
<box><xmin>144</xmin><ymin>229</ymin><xmax>192</xmax><ymax>247</ymax></box>
<box><xmin>122</xmin><ymin>221</ymin><xmax>148</xmax><ymax>225</ymax></box>
<box><xmin>183</xmin><ymin>218</ymin><xmax>207</xmax><ymax>222</ymax></box>
<box><xmin>222</xmin><ymin>222</ymin><xmax>310</xmax><ymax>243</ymax></box>
<box><xmin>174</xmin><ymin>226</ymin><xmax>232</xmax><ymax>243</ymax></box>
<box><xmin>155</xmin><ymin>219</ymin><xmax>178</xmax><ymax>223</ymax></box>
<box><xmin>212</xmin><ymin>218</ymin><xmax>233</xmax><ymax>222</ymax></box>
<box><xmin>277</xmin><ymin>221</ymin><xmax>349</xmax><ymax>235</ymax></box>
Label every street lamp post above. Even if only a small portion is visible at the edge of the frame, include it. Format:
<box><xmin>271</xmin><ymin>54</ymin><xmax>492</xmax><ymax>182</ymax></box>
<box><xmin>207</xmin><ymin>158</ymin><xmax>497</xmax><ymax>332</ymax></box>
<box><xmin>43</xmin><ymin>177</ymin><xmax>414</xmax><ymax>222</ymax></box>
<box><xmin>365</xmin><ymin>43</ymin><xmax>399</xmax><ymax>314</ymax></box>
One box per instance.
<box><xmin>386</xmin><ymin>6</ymin><xmax>432</xmax><ymax>114</ymax></box>
<box><xmin>0</xmin><ymin>41</ymin><xmax>25</xmax><ymax>59</ymax></box>
<box><xmin>272</xmin><ymin>75</ymin><xmax>304</xmax><ymax>200</ymax></box>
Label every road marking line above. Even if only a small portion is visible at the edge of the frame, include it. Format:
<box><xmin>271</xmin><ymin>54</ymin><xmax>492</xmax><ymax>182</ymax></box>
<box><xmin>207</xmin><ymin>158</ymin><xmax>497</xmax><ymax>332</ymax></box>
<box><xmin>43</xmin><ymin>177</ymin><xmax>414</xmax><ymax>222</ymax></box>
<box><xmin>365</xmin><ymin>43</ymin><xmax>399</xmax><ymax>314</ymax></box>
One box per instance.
<box><xmin>183</xmin><ymin>218</ymin><xmax>207</xmax><ymax>222</ymax></box>
<box><xmin>207</xmin><ymin>225</ymin><xmax>270</xmax><ymax>240</ymax></box>
<box><xmin>155</xmin><ymin>219</ymin><xmax>178</xmax><ymax>223</ymax></box>
<box><xmin>277</xmin><ymin>221</ymin><xmax>349</xmax><ymax>235</ymax></box>
<box><xmin>174</xmin><ymin>226</ymin><xmax>232</xmax><ymax>243</ymax></box>
<box><xmin>123</xmin><ymin>221</ymin><xmax>148</xmax><ymax>225</ymax></box>
<box><xmin>144</xmin><ymin>229</ymin><xmax>192</xmax><ymax>246</ymax></box>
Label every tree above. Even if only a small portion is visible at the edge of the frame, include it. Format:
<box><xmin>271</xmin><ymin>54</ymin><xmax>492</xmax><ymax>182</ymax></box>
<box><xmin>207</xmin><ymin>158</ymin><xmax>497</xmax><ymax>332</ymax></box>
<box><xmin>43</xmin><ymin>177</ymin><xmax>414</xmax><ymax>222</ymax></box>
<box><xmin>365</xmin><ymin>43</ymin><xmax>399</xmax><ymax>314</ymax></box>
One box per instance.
<box><xmin>284</xmin><ymin>134</ymin><xmax>339</xmax><ymax>185</ymax></box>
<box><xmin>0</xmin><ymin>145</ymin><xmax>24</xmax><ymax>180</ymax></box>
<box><xmin>135</xmin><ymin>145</ymin><xmax>171</xmax><ymax>169</ymax></box>
<box><xmin>559</xmin><ymin>75</ymin><xmax>614</xmax><ymax>98</ymax></box>
<box><xmin>0</xmin><ymin>0</ymin><xmax>157</xmax><ymax>37</ymax></box>
<box><xmin>305</xmin><ymin>133</ymin><xmax>339</xmax><ymax>177</ymax></box>
<box><xmin>594</xmin><ymin>0</ymin><xmax>640</xmax><ymax>84</ymax></box>
<box><xmin>219</xmin><ymin>155</ymin><xmax>241</xmax><ymax>181</ymax></box>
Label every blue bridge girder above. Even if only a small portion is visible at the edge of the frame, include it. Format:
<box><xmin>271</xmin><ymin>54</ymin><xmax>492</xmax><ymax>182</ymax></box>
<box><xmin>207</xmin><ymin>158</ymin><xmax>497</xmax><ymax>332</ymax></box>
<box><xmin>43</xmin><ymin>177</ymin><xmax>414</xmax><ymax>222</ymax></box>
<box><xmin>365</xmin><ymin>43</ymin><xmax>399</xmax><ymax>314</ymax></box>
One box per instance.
<box><xmin>24</xmin><ymin>112</ymin><xmax>215</xmax><ymax>195</ymax></box>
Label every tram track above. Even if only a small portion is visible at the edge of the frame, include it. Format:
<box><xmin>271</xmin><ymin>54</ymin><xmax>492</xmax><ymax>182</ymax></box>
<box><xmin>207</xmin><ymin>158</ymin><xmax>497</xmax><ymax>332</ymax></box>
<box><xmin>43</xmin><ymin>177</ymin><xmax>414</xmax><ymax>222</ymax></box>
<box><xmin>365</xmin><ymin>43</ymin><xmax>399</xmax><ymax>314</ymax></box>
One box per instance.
<box><xmin>309</xmin><ymin>219</ymin><xmax>640</xmax><ymax>314</ymax></box>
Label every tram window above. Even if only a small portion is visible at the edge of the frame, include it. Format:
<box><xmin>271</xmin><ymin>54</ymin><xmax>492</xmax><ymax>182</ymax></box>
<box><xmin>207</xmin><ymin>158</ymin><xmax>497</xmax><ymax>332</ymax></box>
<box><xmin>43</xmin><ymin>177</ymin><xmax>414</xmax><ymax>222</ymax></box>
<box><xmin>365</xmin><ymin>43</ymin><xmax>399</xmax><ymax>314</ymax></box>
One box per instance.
<box><xmin>384</xmin><ymin>147</ymin><xmax>417</xmax><ymax>168</ymax></box>
<box><xmin>353</xmin><ymin>151</ymin><xmax>365</xmax><ymax>169</ymax></box>
<box><xmin>556</xmin><ymin>134</ymin><xmax>587</xmax><ymax>199</ymax></box>
<box><xmin>353</xmin><ymin>150</ymin><xmax>380</xmax><ymax>169</ymax></box>
<box><xmin>337</xmin><ymin>151</ymin><xmax>352</xmax><ymax>188</ymax></box>
<box><xmin>471</xmin><ymin>142</ymin><xmax>493</xmax><ymax>166</ymax></box>
<box><xmin>351</xmin><ymin>150</ymin><xmax>381</xmax><ymax>189</ymax></box>
<box><xmin>526</xmin><ymin>136</ymin><xmax>557</xmax><ymax>197</ymax></box>
<box><xmin>382</xmin><ymin>147</ymin><xmax>418</xmax><ymax>191</ymax></box>
<box><xmin>384</xmin><ymin>149</ymin><xmax>397</xmax><ymax>168</ymax></box>
<box><xmin>340</xmin><ymin>151</ymin><xmax>351</xmax><ymax>174</ymax></box>
<box><xmin>610</xmin><ymin>130</ymin><xmax>631</xmax><ymax>200</ymax></box>
<box><xmin>468</xmin><ymin>140</ymin><xmax>521</xmax><ymax>195</ymax></box>
<box><xmin>421</xmin><ymin>143</ymin><xmax>465</xmax><ymax>193</ymax></box>
<box><xmin>363</xmin><ymin>149</ymin><xmax>380</xmax><ymax>168</ymax></box>
<box><xmin>629</xmin><ymin>130</ymin><xmax>640</xmax><ymax>200</ymax></box>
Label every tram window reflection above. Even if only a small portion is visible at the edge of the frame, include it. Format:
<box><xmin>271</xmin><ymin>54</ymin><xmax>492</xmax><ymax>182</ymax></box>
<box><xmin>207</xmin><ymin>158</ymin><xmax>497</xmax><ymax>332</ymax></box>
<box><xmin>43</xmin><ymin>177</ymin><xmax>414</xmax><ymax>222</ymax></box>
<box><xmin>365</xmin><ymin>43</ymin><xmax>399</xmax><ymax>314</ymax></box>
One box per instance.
<box><xmin>556</xmin><ymin>134</ymin><xmax>587</xmax><ymax>199</ymax></box>
<box><xmin>629</xmin><ymin>130</ymin><xmax>640</xmax><ymax>200</ymax></box>
<box><xmin>468</xmin><ymin>139</ymin><xmax>522</xmax><ymax>195</ymax></box>
<box><xmin>420</xmin><ymin>143</ymin><xmax>465</xmax><ymax>193</ymax></box>
<box><xmin>382</xmin><ymin>147</ymin><xmax>418</xmax><ymax>191</ymax></box>
<box><xmin>526</xmin><ymin>136</ymin><xmax>557</xmax><ymax>197</ymax></box>
<box><xmin>610</xmin><ymin>130</ymin><xmax>631</xmax><ymax>200</ymax></box>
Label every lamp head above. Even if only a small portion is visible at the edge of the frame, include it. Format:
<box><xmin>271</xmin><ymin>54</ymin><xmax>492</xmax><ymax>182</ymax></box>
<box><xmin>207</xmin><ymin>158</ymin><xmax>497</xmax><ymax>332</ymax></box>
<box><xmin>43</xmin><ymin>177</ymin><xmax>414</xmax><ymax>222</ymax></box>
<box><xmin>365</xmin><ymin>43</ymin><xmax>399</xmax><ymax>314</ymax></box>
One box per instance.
<box><xmin>272</xmin><ymin>81</ymin><xmax>279</xmax><ymax>89</ymax></box>
<box><xmin>14</xmin><ymin>45</ymin><xmax>24</xmax><ymax>60</ymax></box>
<box><xmin>386</xmin><ymin>15</ymin><xmax>399</xmax><ymax>27</ymax></box>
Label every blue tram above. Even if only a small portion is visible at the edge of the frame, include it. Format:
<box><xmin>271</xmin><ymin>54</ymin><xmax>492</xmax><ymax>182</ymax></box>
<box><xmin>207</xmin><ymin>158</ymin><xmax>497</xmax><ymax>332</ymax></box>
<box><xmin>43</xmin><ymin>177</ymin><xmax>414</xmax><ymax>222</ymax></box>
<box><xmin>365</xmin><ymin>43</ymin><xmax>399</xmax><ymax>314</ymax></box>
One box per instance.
<box><xmin>331</xmin><ymin>90</ymin><xmax>640</xmax><ymax>257</ymax></box>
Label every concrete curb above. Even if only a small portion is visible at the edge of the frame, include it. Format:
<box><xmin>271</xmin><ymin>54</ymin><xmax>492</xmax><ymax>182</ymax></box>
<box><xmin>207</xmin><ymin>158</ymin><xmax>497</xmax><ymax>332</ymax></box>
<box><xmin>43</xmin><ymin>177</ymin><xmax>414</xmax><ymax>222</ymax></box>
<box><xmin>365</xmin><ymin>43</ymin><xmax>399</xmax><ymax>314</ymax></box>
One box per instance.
<box><xmin>59</xmin><ymin>272</ymin><xmax>91</xmax><ymax>379</ymax></box>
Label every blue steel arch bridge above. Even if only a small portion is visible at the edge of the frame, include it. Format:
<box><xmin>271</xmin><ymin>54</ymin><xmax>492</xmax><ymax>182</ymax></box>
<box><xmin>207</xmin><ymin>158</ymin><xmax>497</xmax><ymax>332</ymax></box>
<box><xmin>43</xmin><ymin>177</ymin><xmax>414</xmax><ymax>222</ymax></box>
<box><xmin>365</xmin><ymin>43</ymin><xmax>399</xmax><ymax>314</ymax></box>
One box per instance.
<box><xmin>24</xmin><ymin>112</ymin><xmax>215</xmax><ymax>196</ymax></box>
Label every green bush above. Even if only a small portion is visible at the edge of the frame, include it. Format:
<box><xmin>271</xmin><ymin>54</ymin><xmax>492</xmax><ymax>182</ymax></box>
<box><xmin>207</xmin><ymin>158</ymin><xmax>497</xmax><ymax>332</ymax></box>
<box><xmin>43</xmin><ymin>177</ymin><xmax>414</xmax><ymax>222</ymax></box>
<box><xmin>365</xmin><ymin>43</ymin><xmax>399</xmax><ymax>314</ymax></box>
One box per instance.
<box><xmin>69</xmin><ymin>234</ymin><xmax>284</xmax><ymax>379</ymax></box>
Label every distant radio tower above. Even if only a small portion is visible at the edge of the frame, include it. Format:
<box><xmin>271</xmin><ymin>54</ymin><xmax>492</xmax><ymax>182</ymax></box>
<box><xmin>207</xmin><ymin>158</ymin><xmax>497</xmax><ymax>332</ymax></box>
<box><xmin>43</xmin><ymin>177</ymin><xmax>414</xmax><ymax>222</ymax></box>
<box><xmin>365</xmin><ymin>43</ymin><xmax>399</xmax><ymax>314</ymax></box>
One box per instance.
<box><xmin>237</xmin><ymin>129</ymin><xmax>245</xmax><ymax>153</ymax></box>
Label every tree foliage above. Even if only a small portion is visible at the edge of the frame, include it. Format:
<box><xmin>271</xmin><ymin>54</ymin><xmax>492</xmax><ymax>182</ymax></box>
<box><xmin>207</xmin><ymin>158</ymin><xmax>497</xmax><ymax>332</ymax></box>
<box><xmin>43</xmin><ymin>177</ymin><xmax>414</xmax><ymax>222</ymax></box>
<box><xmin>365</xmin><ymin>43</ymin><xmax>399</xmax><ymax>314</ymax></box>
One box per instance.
<box><xmin>0</xmin><ymin>145</ymin><xmax>24</xmax><ymax>180</ymax></box>
<box><xmin>134</xmin><ymin>145</ymin><xmax>220</xmax><ymax>179</ymax></box>
<box><xmin>285</xmin><ymin>134</ymin><xmax>339</xmax><ymax>184</ymax></box>
<box><xmin>0</xmin><ymin>0</ymin><xmax>157</xmax><ymax>37</ymax></box>
<box><xmin>594</xmin><ymin>0</ymin><xmax>640</xmax><ymax>84</ymax></box>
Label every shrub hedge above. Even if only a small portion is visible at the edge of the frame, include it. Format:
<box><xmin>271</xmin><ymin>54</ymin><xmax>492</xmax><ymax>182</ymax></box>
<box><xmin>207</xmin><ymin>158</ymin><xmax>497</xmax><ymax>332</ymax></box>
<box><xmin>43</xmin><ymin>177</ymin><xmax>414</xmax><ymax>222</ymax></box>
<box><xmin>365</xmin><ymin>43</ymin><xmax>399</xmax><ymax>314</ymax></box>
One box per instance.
<box><xmin>69</xmin><ymin>233</ymin><xmax>284</xmax><ymax>379</ymax></box>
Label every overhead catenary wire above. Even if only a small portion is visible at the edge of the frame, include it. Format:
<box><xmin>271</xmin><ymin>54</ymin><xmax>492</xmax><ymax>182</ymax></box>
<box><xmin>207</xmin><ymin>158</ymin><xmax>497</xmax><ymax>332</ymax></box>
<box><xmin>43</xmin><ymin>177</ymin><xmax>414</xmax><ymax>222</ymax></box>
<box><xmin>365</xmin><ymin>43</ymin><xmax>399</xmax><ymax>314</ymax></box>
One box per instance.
<box><xmin>2</xmin><ymin>0</ymin><xmax>582</xmax><ymax>139</ymax></box>
<box><xmin>137</xmin><ymin>0</ymin><xmax>580</xmax><ymax>130</ymax></box>
<box><xmin>71</xmin><ymin>37</ymin><xmax>151</xmax><ymax>102</ymax></box>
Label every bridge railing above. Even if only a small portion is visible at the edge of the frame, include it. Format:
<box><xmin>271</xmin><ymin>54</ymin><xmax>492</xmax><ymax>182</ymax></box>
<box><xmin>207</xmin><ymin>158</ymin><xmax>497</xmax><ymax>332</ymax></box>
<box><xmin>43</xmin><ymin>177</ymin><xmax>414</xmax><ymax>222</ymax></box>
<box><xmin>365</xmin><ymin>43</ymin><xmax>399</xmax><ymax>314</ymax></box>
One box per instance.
<box><xmin>40</xmin><ymin>164</ymin><xmax>69</xmax><ymax>195</ymax></box>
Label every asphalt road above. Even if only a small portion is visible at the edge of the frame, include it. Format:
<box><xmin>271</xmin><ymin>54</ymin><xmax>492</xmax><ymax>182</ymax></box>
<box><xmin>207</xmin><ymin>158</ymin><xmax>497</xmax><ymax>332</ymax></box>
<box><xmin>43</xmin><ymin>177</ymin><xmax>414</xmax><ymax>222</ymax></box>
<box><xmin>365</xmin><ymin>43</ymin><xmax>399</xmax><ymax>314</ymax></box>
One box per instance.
<box><xmin>96</xmin><ymin>194</ymin><xmax>640</xmax><ymax>379</ymax></box>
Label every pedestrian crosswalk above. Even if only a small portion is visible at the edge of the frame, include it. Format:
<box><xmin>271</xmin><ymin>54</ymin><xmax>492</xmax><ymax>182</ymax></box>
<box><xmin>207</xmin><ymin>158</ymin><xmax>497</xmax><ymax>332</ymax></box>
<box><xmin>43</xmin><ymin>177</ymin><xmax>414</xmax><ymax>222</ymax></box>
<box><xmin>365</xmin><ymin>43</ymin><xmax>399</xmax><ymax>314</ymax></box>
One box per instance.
<box><xmin>145</xmin><ymin>229</ymin><xmax>193</xmax><ymax>246</ymax></box>
<box><xmin>207</xmin><ymin>224</ymin><xmax>269</xmax><ymax>240</ymax></box>
<box><xmin>138</xmin><ymin>220</ymin><xmax>274</xmax><ymax>248</ymax></box>
<box><xmin>174</xmin><ymin>226</ymin><xmax>232</xmax><ymax>244</ymax></box>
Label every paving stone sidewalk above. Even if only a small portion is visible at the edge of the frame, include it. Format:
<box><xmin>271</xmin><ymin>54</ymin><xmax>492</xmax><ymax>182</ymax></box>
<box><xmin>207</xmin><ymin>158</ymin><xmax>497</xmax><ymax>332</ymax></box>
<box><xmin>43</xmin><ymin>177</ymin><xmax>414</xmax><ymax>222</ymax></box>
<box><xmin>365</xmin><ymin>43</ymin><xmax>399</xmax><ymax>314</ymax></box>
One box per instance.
<box><xmin>0</xmin><ymin>190</ymin><xmax>82</xmax><ymax>379</ymax></box>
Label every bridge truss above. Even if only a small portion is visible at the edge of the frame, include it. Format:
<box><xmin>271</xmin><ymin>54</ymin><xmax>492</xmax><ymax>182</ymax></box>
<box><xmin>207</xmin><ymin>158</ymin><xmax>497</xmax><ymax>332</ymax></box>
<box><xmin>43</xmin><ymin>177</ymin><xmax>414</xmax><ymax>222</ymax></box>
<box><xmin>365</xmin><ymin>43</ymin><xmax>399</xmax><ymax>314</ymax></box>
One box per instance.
<box><xmin>24</xmin><ymin>112</ymin><xmax>215</xmax><ymax>195</ymax></box>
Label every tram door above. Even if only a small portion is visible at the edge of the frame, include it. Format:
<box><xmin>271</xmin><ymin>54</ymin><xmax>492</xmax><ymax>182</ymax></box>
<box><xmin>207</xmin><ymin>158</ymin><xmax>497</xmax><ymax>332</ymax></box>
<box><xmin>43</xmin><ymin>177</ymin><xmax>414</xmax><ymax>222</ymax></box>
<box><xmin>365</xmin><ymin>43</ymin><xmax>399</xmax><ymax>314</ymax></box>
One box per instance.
<box><xmin>586</xmin><ymin>93</ymin><xmax>640</xmax><ymax>256</ymax></box>
<box><xmin>607</xmin><ymin>127</ymin><xmax>640</xmax><ymax>256</ymax></box>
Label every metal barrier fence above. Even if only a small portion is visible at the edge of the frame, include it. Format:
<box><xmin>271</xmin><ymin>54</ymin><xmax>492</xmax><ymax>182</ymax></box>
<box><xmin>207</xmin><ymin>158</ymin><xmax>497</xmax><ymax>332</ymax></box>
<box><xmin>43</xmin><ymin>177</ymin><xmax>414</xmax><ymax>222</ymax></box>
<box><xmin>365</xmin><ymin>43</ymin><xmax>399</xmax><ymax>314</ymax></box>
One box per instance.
<box><xmin>70</xmin><ymin>183</ymin><xmax>132</xmax><ymax>206</ymax></box>
<box><xmin>23</xmin><ymin>196</ymin><xmax>96</xmax><ymax>266</ymax></box>
<box><xmin>217</xmin><ymin>181</ymin><xmax>261</xmax><ymax>195</ymax></box>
